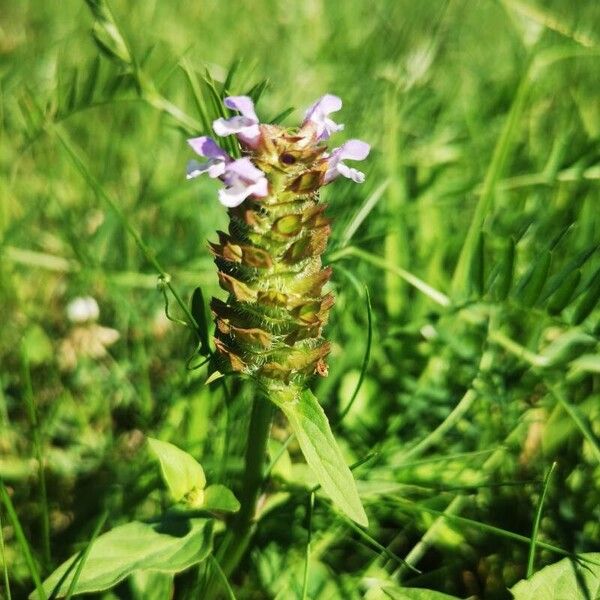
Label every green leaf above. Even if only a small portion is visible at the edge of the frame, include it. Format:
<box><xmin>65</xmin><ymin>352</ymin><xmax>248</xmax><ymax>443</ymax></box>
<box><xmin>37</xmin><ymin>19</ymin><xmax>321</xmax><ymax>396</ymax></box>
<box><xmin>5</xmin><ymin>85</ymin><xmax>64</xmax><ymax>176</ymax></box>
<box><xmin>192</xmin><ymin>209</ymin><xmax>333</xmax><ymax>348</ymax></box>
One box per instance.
<box><xmin>84</xmin><ymin>0</ymin><xmax>132</xmax><ymax>65</ymax></box>
<box><xmin>515</xmin><ymin>250</ymin><xmax>552</xmax><ymax>305</ymax></box>
<box><xmin>128</xmin><ymin>571</ymin><xmax>173</xmax><ymax>600</ymax></box>
<box><xmin>572</xmin><ymin>267</ymin><xmax>600</xmax><ymax>325</ymax></box>
<box><xmin>32</xmin><ymin>518</ymin><xmax>213</xmax><ymax>598</ymax></box>
<box><xmin>570</xmin><ymin>354</ymin><xmax>600</xmax><ymax>374</ymax></box>
<box><xmin>381</xmin><ymin>586</ymin><xmax>461</xmax><ymax>599</ymax></box>
<box><xmin>546</xmin><ymin>269</ymin><xmax>580</xmax><ymax>314</ymax></box>
<box><xmin>272</xmin><ymin>389</ymin><xmax>368</xmax><ymax>527</ymax></box>
<box><xmin>540</xmin><ymin>244</ymin><xmax>596</xmax><ymax>303</ymax></box>
<box><xmin>468</xmin><ymin>231</ymin><xmax>485</xmax><ymax>297</ymax></box>
<box><xmin>203</xmin><ymin>485</ymin><xmax>240</xmax><ymax>513</ymax></box>
<box><xmin>147</xmin><ymin>438</ymin><xmax>206</xmax><ymax>504</ymax></box>
<box><xmin>510</xmin><ymin>553</ymin><xmax>600</xmax><ymax>600</ymax></box>
<box><xmin>492</xmin><ymin>237</ymin><xmax>515</xmax><ymax>301</ymax></box>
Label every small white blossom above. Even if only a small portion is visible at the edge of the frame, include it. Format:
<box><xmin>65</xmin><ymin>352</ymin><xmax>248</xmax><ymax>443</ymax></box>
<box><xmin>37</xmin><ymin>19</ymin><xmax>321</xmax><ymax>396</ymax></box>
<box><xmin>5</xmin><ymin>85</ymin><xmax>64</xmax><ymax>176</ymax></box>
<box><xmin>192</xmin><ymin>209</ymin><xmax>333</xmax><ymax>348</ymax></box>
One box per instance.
<box><xmin>66</xmin><ymin>296</ymin><xmax>100</xmax><ymax>324</ymax></box>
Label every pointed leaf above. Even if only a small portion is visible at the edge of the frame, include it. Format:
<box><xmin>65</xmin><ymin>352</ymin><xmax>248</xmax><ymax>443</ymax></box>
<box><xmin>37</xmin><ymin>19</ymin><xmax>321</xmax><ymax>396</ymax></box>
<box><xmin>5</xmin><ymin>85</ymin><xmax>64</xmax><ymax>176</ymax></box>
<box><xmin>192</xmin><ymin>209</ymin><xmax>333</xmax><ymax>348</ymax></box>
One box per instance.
<box><xmin>510</xmin><ymin>553</ymin><xmax>600</xmax><ymax>600</ymax></box>
<box><xmin>84</xmin><ymin>0</ymin><xmax>132</xmax><ymax>65</ymax></box>
<box><xmin>492</xmin><ymin>237</ymin><xmax>515</xmax><ymax>301</ymax></box>
<box><xmin>203</xmin><ymin>485</ymin><xmax>240</xmax><ymax>513</ymax></box>
<box><xmin>147</xmin><ymin>438</ymin><xmax>206</xmax><ymax>503</ymax></box>
<box><xmin>515</xmin><ymin>250</ymin><xmax>552</xmax><ymax>305</ymax></box>
<box><xmin>32</xmin><ymin>518</ymin><xmax>213</xmax><ymax>598</ymax></box>
<box><xmin>381</xmin><ymin>586</ymin><xmax>461</xmax><ymax>599</ymax></box>
<box><xmin>572</xmin><ymin>267</ymin><xmax>600</xmax><ymax>325</ymax></box>
<box><xmin>272</xmin><ymin>389</ymin><xmax>368</xmax><ymax>527</ymax></box>
<box><xmin>546</xmin><ymin>270</ymin><xmax>581</xmax><ymax>315</ymax></box>
<box><xmin>540</xmin><ymin>244</ymin><xmax>597</xmax><ymax>302</ymax></box>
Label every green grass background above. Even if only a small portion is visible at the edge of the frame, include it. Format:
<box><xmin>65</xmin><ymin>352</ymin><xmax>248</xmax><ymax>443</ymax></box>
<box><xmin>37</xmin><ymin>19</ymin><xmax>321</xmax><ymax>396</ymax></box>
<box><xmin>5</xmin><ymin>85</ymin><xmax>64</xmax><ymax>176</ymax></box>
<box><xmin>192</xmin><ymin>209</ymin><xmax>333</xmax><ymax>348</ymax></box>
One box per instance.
<box><xmin>1</xmin><ymin>0</ymin><xmax>599</xmax><ymax>598</ymax></box>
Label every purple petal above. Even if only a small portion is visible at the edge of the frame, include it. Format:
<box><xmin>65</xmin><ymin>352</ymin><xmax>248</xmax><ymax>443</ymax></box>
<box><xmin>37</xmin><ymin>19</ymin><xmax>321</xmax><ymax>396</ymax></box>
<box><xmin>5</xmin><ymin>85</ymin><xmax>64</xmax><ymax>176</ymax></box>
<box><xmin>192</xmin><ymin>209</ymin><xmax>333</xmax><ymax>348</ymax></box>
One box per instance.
<box><xmin>303</xmin><ymin>94</ymin><xmax>344</xmax><ymax>140</ymax></box>
<box><xmin>213</xmin><ymin>116</ymin><xmax>257</xmax><ymax>136</ymax></box>
<box><xmin>248</xmin><ymin>176</ymin><xmax>268</xmax><ymax>197</ymax></box>
<box><xmin>207</xmin><ymin>161</ymin><xmax>227</xmax><ymax>178</ymax></box>
<box><xmin>324</xmin><ymin>138</ymin><xmax>370</xmax><ymax>184</ymax></box>
<box><xmin>337</xmin><ymin>163</ymin><xmax>366</xmax><ymax>183</ymax></box>
<box><xmin>224</xmin><ymin>95</ymin><xmax>258</xmax><ymax>121</ymax></box>
<box><xmin>212</xmin><ymin>118</ymin><xmax>261</xmax><ymax>148</ymax></box>
<box><xmin>338</xmin><ymin>139</ymin><xmax>370</xmax><ymax>161</ymax></box>
<box><xmin>304</xmin><ymin>94</ymin><xmax>342</xmax><ymax>122</ymax></box>
<box><xmin>224</xmin><ymin>157</ymin><xmax>264</xmax><ymax>182</ymax></box>
<box><xmin>217</xmin><ymin>178</ymin><xmax>268</xmax><ymax>207</ymax></box>
<box><xmin>217</xmin><ymin>158</ymin><xmax>268</xmax><ymax>207</ymax></box>
<box><xmin>187</xmin><ymin>136</ymin><xmax>230</xmax><ymax>160</ymax></box>
<box><xmin>186</xmin><ymin>160</ymin><xmax>209</xmax><ymax>179</ymax></box>
<box><xmin>218</xmin><ymin>186</ymin><xmax>251</xmax><ymax>207</ymax></box>
<box><xmin>186</xmin><ymin>159</ymin><xmax>227</xmax><ymax>180</ymax></box>
<box><xmin>212</xmin><ymin>96</ymin><xmax>261</xmax><ymax>147</ymax></box>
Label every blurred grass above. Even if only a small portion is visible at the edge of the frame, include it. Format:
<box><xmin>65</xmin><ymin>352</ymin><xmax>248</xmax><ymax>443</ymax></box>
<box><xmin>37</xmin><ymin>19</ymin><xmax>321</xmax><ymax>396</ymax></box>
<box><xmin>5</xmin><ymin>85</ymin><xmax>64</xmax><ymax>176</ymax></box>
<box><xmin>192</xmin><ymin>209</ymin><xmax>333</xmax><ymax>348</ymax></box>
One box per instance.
<box><xmin>1</xmin><ymin>0</ymin><xmax>600</xmax><ymax>598</ymax></box>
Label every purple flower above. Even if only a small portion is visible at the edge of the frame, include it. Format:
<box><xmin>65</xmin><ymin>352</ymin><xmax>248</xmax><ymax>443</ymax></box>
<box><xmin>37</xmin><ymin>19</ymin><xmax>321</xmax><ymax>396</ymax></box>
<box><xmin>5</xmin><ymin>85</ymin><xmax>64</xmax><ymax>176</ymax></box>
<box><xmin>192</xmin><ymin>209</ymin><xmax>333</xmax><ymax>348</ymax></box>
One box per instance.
<box><xmin>324</xmin><ymin>139</ymin><xmax>370</xmax><ymax>184</ymax></box>
<box><xmin>218</xmin><ymin>158</ymin><xmax>269</xmax><ymax>207</ymax></box>
<box><xmin>213</xmin><ymin>96</ymin><xmax>261</xmax><ymax>148</ymax></box>
<box><xmin>187</xmin><ymin>136</ymin><xmax>231</xmax><ymax>179</ymax></box>
<box><xmin>303</xmin><ymin>94</ymin><xmax>344</xmax><ymax>141</ymax></box>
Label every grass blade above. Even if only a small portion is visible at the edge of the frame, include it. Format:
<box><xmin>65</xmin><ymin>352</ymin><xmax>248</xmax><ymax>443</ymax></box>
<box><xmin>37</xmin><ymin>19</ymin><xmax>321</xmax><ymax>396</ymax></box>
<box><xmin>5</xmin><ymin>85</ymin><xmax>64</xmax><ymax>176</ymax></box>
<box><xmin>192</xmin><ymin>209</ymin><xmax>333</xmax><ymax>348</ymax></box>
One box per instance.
<box><xmin>0</xmin><ymin>504</ymin><xmax>12</xmax><ymax>600</ymax></box>
<box><xmin>64</xmin><ymin>510</ymin><xmax>109</xmax><ymax>600</ymax></box>
<box><xmin>329</xmin><ymin>246</ymin><xmax>450</xmax><ymax>308</ymax></box>
<box><xmin>342</xmin><ymin>515</ymin><xmax>421</xmax><ymax>575</ymax></box>
<box><xmin>337</xmin><ymin>286</ymin><xmax>373</xmax><ymax>425</ymax></box>
<box><xmin>0</xmin><ymin>481</ymin><xmax>45</xmax><ymax>599</ymax></box>
<box><xmin>339</xmin><ymin>180</ymin><xmax>389</xmax><ymax>248</ymax></box>
<box><xmin>527</xmin><ymin>462</ymin><xmax>557</xmax><ymax>578</ymax></box>
<box><xmin>451</xmin><ymin>59</ymin><xmax>531</xmax><ymax>298</ymax></box>
<box><xmin>548</xmin><ymin>385</ymin><xmax>600</xmax><ymax>465</ymax></box>
<box><xmin>301</xmin><ymin>492</ymin><xmax>315</xmax><ymax>600</ymax></box>
<box><xmin>20</xmin><ymin>348</ymin><xmax>50</xmax><ymax>570</ymax></box>
<box><xmin>207</xmin><ymin>555</ymin><xmax>237</xmax><ymax>600</ymax></box>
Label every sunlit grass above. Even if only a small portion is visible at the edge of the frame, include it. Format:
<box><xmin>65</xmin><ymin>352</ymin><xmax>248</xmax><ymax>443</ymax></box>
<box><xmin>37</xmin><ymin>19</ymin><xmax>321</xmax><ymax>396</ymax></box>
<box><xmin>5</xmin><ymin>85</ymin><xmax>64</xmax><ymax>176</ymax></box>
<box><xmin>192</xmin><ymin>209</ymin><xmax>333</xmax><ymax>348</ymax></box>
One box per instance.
<box><xmin>1</xmin><ymin>0</ymin><xmax>599</xmax><ymax>598</ymax></box>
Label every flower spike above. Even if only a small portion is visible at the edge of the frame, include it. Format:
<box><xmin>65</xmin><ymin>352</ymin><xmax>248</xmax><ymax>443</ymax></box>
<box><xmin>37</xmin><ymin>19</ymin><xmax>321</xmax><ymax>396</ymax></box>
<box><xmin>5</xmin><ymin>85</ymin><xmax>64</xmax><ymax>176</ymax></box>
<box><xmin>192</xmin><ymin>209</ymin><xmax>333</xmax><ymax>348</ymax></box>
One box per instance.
<box><xmin>187</xmin><ymin>93</ymin><xmax>370</xmax><ymax>385</ymax></box>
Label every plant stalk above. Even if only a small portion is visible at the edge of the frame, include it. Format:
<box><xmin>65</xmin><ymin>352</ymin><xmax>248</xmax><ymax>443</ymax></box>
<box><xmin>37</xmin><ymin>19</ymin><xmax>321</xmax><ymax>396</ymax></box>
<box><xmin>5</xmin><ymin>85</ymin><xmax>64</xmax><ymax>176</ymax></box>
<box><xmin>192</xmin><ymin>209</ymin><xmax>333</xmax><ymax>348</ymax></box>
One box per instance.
<box><xmin>216</xmin><ymin>394</ymin><xmax>273</xmax><ymax>578</ymax></box>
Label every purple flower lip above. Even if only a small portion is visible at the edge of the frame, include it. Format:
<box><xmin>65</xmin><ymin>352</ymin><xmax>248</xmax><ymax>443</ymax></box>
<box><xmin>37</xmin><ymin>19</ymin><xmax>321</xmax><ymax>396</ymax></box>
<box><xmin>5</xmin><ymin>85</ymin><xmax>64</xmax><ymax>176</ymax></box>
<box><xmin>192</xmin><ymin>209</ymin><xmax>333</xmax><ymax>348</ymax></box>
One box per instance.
<box><xmin>213</xmin><ymin>96</ymin><xmax>261</xmax><ymax>148</ymax></box>
<box><xmin>218</xmin><ymin>158</ymin><xmax>268</xmax><ymax>207</ymax></box>
<box><xmin>186</xmin><ymin>93</ymin><xmax>370</xmax><ymax>208</ymax></box>
<box><xmin>186</xmin><ymin>135</ymin><xmax>268</xmax><ymax>207</ymax></box>
<box><xmin>302</xmin><ymin>94</ymin><xmax>345</xmax><ymax>141</ymax></box>
<box><xmin>324</xmin><ymin>139</ymin><xmax>370</xmax><ymax>184</ymax></box>
<box><xmin>186</xmin><ymin>136</ymin><xmax>232</xmax><ymax>179</ymax></box>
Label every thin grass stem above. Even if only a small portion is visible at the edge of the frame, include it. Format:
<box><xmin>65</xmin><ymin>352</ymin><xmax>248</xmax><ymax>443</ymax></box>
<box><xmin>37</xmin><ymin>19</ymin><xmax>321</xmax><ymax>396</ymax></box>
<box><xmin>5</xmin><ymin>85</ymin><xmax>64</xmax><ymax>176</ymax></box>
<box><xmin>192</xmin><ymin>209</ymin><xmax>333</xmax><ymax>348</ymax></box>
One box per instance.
<box><xmin>526</xmin><ymin>462</ymin><xmax>557</xmax><ymax>578</ymax></box>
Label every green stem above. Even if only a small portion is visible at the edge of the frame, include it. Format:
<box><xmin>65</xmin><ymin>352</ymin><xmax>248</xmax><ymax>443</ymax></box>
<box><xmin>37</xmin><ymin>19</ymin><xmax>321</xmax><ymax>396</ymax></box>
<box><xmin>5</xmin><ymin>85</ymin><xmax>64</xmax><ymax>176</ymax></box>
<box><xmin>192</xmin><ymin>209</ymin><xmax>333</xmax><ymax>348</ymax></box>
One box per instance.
<box><xmin>216</xmin><ymin>395</ymin><xmax>273</xmax><ymax>578</ymax></box>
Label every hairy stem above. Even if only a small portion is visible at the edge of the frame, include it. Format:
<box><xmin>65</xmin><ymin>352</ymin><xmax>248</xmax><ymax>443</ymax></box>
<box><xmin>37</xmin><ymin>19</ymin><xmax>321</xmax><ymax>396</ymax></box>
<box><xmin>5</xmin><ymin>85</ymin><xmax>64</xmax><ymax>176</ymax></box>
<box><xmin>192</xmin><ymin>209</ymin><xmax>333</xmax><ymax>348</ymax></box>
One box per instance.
<box><xmin>217</xmin><ymin>395</ymin><xmax>273</xmax><ymax>578</ymax></box>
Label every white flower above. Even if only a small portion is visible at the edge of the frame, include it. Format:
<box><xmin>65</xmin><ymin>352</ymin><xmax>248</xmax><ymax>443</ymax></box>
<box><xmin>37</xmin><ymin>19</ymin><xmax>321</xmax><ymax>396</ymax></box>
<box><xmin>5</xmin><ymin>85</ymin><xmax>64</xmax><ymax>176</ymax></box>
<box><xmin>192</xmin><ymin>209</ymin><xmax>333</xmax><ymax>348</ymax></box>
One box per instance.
<box><xmin>66</xmin><ymin>296</ymin><xmax>100</xmax><ymax>323</ymax></box>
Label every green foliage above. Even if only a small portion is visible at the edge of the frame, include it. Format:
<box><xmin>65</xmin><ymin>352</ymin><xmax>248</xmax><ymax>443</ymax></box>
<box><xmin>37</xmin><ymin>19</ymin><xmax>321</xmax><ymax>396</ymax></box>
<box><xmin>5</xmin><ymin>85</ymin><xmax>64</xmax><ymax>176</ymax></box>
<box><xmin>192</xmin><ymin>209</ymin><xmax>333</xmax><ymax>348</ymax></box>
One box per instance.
<box><xmin>511</xmin><ymin>553</ymin><xmax>600</xmax><ymax>599</ymax></box>
<box><xmin>1</xmin><ymin>0</ymin><xmax>600</xmax><ymax>598</ymax></box>
<box><xmin>35</xmin><ymin>518</ymin><xmax>213</xmax><ymax>598</ymax></box>
<box><xmin>272</xmin><ymin>388</ymin><xmax>368</xmax><ymax>527</ymax></box>
<box><xmin>380</xmin><ymin>587</ymin><xmax>461</xmax><ymax>600</ymax></box>
<box><xmin>147</xmin><ymin>437</ymin><xmax>206</xmax><ymax>505</ymax></box>
<box><xmin>203</xmin><ymin>485</ymin><xmax>241</xmax><ymax>514</ymax></box>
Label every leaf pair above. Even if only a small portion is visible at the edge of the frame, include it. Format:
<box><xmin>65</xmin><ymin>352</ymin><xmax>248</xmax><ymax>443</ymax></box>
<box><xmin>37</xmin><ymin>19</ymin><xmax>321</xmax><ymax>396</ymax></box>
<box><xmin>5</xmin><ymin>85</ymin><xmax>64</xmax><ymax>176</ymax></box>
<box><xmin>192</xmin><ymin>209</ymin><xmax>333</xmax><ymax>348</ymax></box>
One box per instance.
<box><xmin>34</xmin><ymin>439</ymin><xmax>239</xmax><ymax>598</ymax></box>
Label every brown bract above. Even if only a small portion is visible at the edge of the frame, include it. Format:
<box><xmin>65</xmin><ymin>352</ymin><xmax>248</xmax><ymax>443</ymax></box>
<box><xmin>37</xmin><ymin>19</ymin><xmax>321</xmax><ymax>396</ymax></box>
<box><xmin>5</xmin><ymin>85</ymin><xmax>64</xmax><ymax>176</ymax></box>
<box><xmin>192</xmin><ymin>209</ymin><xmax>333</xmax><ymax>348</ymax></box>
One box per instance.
<box><xmin>209</xmin><ymin>123</ymin><xmax>334</xmax><ymax>389</ymax></box>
